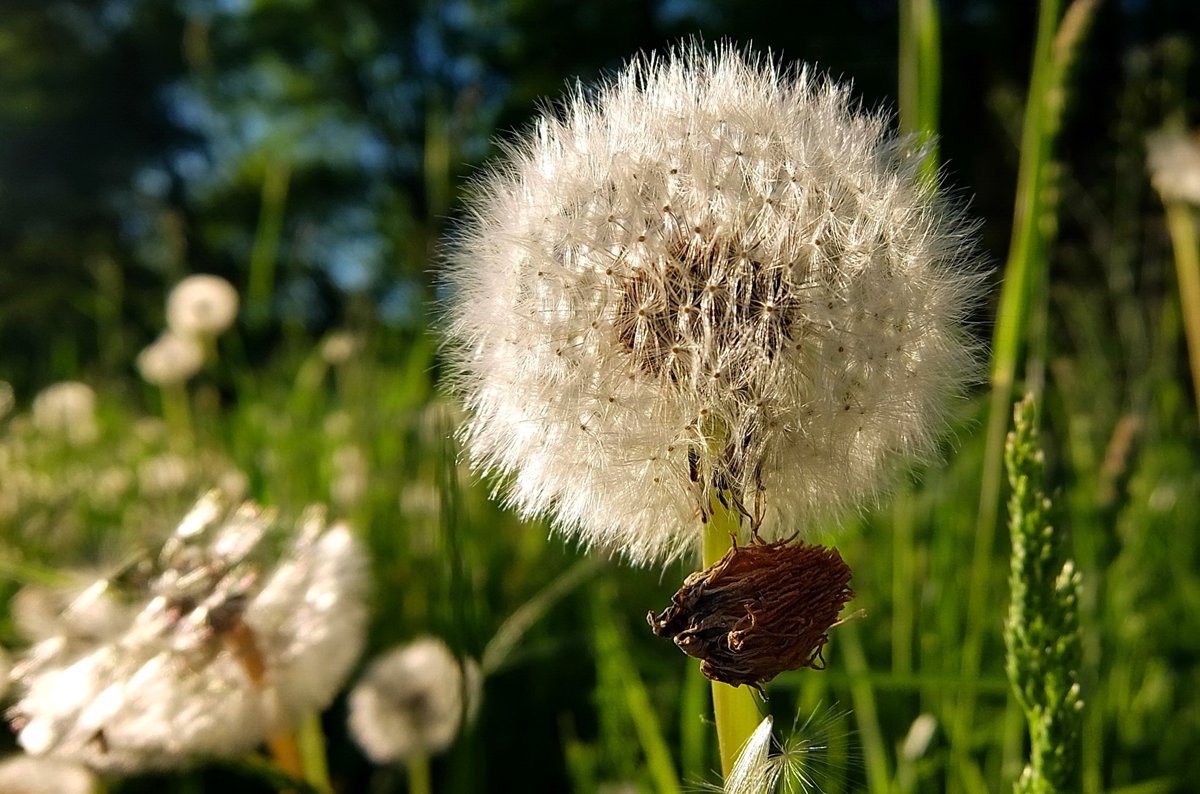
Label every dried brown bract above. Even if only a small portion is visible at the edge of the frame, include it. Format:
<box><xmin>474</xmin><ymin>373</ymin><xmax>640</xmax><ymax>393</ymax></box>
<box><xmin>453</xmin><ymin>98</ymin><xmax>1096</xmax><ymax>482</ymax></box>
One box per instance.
<box><xmin>647</xmin><ymin>538</ymin><xmax>854</xmax><ymax>691</ymax></box>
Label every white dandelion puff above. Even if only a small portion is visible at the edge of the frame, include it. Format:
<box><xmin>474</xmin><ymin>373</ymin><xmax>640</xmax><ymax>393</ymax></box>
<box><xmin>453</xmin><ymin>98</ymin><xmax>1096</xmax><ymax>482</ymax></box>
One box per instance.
<box><xmin>0</xmin><ymin>754</ymin><xmax>97</xmax><ymax>794</ymax></box>
<box><xmin>6</xmin><ymin>492</ymin><xmax>368</xmax><ymax>773</ymax></box>
<box><xmin>347</xmin><ymin>637</ymin><xmax>478</xmax><ymax>764</ymax></box>
<box><xmin>30</xmin><ymin>382</ymin><xmax>98</xmax><ymax>446</ymax></box>
<box><xmin>136</xmin><ymin>332</ymin><xmax>205</xmax><ymax>386</ymax></box>
<box><xmin>1147</xmin><ymin>128</ymin><xmax>1200</xmax><ymax>205</ymax></box>
<box><xmin>166</xmin><ymin>274</ymin><xmax>240</xmax><ymax>337</ymax></box>
<box><xmin>444</xmin><ymin>45</ymin><xmax>984</xmax><ymax>563</ymax></box>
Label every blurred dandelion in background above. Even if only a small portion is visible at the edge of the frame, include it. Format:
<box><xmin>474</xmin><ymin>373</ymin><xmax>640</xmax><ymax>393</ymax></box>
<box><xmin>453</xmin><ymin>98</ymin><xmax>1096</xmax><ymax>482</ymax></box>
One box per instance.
<box><xmin>445</xmin><ymin>44</ymin><xmax>983</xmax><ymax>564</ymax></box>
<box><xmin>136</xmin><ymin>332</ymin><xmax>205</xmax><ymax>386</ymax></box>
<box><xmin>1147</xmin><ymin>128</ymin><xmax>1200</xmax><ymax>205</ymax></box>
<box><xmin>30</xmin><ymin>382</ymin><xmax>98</xmax><ymax>446</ymax></box>
<box><xmin>166</xmin><ymin>274</ymin><xmax>240</xmax><ymax>338</ymax></box>
<box><xmin>0</xmin><ymin>381</ymin><xmax>14</xmax><ymax>422</ymax></box>
<box><xmin>347</xmin><ymin>637</ymin><xmax>480</xmax><ymax>764</ymax></box>
<box><xmin>5</xmin><ymin>492</ymin><xmax>368</xmax><ymax>773</ymax></box>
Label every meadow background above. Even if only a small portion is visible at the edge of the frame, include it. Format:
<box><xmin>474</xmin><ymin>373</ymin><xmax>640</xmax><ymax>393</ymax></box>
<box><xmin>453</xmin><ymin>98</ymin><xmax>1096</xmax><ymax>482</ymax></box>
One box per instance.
<box><xmin>1</xmin><ymin>0</ymin><xmax>1198</xmax><ymax>792</ymax></box>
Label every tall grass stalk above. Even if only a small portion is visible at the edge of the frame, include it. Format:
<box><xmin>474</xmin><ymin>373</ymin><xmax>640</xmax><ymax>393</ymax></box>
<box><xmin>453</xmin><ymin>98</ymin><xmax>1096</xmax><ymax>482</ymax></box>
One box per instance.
<box><xmin>593</xmin><ymin>583</ymin><xmax>682</xmax><ymax>794</ymax></box>
<box><xmin>898</xmin><ymin>0</ymin><xmax>942</xmax><ymax>176</ymax></box>
<box><xmin>1162</xmin><ymin>201</ymin><xmax>1200</xmax><ymax>419</ymax></box>
<box><xmin>703</xmin><ymin>502</ymin><xmax>764</xmax><ymax>780</ymax></box>
<box><xmin>1004</xmin><ymin>395</ymin><xmax>1083</xmax><ymax>792</ymax></box>
<box><xmin>959</xmin><ymin>0</ymin><xmax>1097</xmax><ymax>765</ymax></box>
<box><xmin>246</xmin><ymin>161</ymin><xmax>290</xmax><ymax>326</ymax></box>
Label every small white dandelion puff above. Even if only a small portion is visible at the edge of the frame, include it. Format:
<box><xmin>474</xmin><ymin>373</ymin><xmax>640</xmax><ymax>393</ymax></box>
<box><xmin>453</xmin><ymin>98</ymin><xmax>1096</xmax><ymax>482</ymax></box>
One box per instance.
<box><xmin>136</xmin><ymin>332</ymin><xmax>205</xmax><ymax>386</ymax></box>
<box><xmin>6</xmin><ymin>492</ymin><xmax>368</xmax><ymax>773</ymax></box>
<box><xmin>166</xmin><ymin>274</ymin><xmax>240</xmax><ymax>337</ymax></box>
<box><xmin>1147</xmin><ymin>128</ymin><xmax>1200</xmax><ymax>205</ymax></box>
<box><xmin>347</xmin><ymin>637</ymin><xmax>478</xmax><ymax>764</ymax></box>
<box><xmin>30</xmin><ymin>382</ymin><xmax>98</xmax><ymax>446</ymax></box>
<box><xmin>445</xmin><ymin>44</ymin><xmax>984</xmax><ymax>563</ymax></box>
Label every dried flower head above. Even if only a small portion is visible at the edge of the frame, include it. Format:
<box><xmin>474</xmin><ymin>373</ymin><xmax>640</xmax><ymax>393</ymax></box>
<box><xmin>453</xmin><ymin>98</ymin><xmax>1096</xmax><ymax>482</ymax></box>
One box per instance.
<box><xmin>166</xmin><ymin>275</ymin><xmax>239</xmax><ymax>337</ymax></box>
<box><xmin>136</xmin><ymin>332</ymin><xmax>205</xmax><ymax>386</ymax></box>
<box><xmin>6</xmin><ymin>492</ymin><xmax>368</xmax><ymax>773</ymax></box>
<box><xmin>347</xmin><ymin>638</ymin><xmax>477</xmax><ymax>763</ymax></box>
<box><xmin>1147</xmin><ymin>128</ymin><xmax>1200</xmax><ymax>205</ymax></box>
<box><xmin>648</xmin><ymin>538</ymin><xmax>853</xmax><ymax>690</ymax></box>
<box><xmin>30</xmin><ymin>382</ymin><xmax>98</xmax><ymax>446</ymax></box>
<box><xmin>445</xmin><ymin>45</ymin><xmax>983</xmax><ymax>563</ymax></box>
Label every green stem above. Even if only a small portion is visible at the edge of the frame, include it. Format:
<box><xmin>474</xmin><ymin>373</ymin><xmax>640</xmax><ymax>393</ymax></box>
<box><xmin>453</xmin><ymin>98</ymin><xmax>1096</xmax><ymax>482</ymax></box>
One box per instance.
<box><xmin>406</xmin><ymin>754</ymin><xmax>432</xmax><ymax>794</ymax></box>
<box><xmin>1164</xmin><ymin>201</ymin><xmax>1200</xmax><ymax>420</ymax></box>
<box><xmin>839</xmin><ymin>621</ymin><xmax>891</xmax><ymax>794</ymax></box>
<box><xmin>297</xmin><ymin>711</ymin><xmax>333</xmax><ymax>793</ymax></box>
<box><xmin>703</xmin><ymin>502</ymin><xmax>763</xmax><ymax>780</ymax></box>
<box><xmin>899</xmin><ymin>0</ymin><xmax>942</xmax><ymax>177</ymax></box>
<box><xmin>160</xmin><ymin>381</ymin><xmax>193</xmax><ymax>449</ymax></box>
<box><xmin>246</xmin><ymin>161</ymin><xmax>290</xmax><ymax>327</ymax></box>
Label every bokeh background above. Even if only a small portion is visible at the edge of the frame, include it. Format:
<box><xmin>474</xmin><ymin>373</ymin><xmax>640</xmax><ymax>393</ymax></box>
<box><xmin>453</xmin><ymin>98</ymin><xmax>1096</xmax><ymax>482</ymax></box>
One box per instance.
<box><xmin>1</xmin><ymin>1</ymin><xmax>1199</xmax><ymax>792</ymax></box>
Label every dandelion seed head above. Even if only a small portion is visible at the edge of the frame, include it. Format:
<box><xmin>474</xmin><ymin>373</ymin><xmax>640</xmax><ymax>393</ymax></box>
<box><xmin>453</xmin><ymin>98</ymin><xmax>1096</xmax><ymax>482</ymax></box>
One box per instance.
<box><xmin>166</xmin><ymin>275</ymin><xmax>239</xmax><ymax>337</ymax></box>
<box><xmin>136</xmin><ymin>332</ymin><xmax>204</xmax><ymax>386</ymax></box>
<box><xmin>445</xmin><ymin>44</ymin><xmax>983</xmax><ymax>563</ymax></box>
<box><xmin>1147</xmin><ymin>128</ymin><xmax>1200</xmax><ymax>205</ymax></box>
<box><xmin>31</xmin><ymin>382</ymin><xmax>97</xmax><ymax>446</ymax></box>
<box><xmin>6</xmin><ymin>493</ymin><xmax>368</xmax><ymax>772</ymax></box>
<box><xmin>347</xmin><ymin>637</ymin><xmax>475</xmax><ymax>763</ymax></box>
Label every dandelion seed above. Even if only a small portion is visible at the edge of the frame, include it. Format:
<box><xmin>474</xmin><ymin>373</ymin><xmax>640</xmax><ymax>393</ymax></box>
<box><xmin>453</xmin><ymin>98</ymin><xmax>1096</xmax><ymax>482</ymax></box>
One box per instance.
<box><xmin>6</xmin><ymin>492</ymin><xmax>368</xmax><ymax>773</ymax></box>
<box><xmin>136</xmin><ymin>332</ymin><xmax>205</xmax><ymax>386</ymax></box>
<box><xmin>1147</xmin><ymin>128</ymin><xmax>1200</xmax><ymax>205</ymax></box>
<box><xmin>722</xmin><ymin>705</ymin><xmax>854</xmax><ymax>794</ymax></box>
<box><xmin>445</xmin><ymin>44</ymin><xmax>983</xmax><ymax>563</ymax></box>
<box><xmin>166</xmin><ymin>275</ymin><xmax>239</xmax><ymax>337</ymax></box>
<box><xmin>347</xmin><ymin>638</ymin><xmax>479</xmax><ymax>764</ymax></box>
<box><xmin>900</xmin><ymin>713</ymin><xmax>937</xmax><ymax>761</ymax></box>
<box><xmin>31</xmin><ymin>382</ymin><xmax>98</xmax><ymax>446</ymax></box>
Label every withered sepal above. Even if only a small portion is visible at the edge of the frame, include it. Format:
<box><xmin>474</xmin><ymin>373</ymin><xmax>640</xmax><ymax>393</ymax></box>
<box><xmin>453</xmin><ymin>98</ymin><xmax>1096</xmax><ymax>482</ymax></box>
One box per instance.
<box><xmin>647</xmin><ymin>538</ymin><xmax>854</xmax><ymax>691</ymax></box>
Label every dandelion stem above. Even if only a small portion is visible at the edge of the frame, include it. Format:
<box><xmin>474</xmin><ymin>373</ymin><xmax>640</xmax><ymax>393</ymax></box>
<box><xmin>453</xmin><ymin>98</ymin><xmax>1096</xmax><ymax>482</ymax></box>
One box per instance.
<box><xmin>267</xmin><ymin>730</ymin><xmax>305</xmax><ymax>787</ymax></box>
<box><xmin>1163</xmin><ymin>201</ymin><xmax>1200</xmax><ymax>420</ymax></box>
<box><xmin>406</xmin><ymin>754</ymin><xmax>432</xmax><ymax>794</ymax></box>
<box><xmin>703</xmin><ymin>501</ymin><xmax>763</xmax><ymax>780</ymax></box>
<box><xmin>296</xmin><ymin>712</ymin><xmax>333</xmax><ymax>793</ymax></box>
<box><xmin>160</xmin><ymin>381</ymin><xmax>193</xmax><ymax>448</ymax></box>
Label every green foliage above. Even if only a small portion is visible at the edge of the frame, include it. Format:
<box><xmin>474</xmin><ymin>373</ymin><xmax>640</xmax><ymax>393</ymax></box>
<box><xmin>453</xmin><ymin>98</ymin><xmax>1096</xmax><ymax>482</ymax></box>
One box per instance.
<box><xmin>0</xmin><ymin>1</ymin><xmax>1199</xmax><ymax>792</ymax></box>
